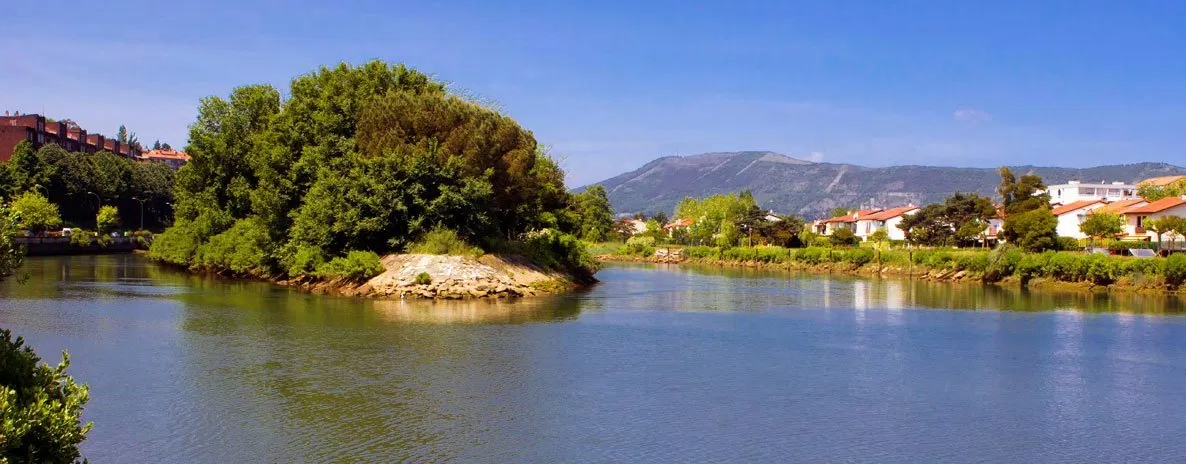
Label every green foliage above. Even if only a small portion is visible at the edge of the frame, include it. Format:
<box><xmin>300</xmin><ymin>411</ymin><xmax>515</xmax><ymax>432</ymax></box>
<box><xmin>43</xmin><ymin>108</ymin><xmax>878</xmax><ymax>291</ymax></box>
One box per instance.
<box><xmin>1138</xmin><ymin>179</ymin><xmax>1186</xmax><ymax>202</ymax></box>
<box><xmin>868</xmin><ymin>228</ymin><xmax>890</xmax><ymax>245</ymax></box>
<box><xmin>829</xmin><ymin>228</ymin><xmax>859</xmax><ymax>247</ymax></box>
<box><xmin>795</xmin><ymin>246</ymin><xmax>829</xmax><ymax>265</ymax></box>
<box><xmin>569</xmin><ymin>185</ymin><xmax>615</xmax><ymax>242</ymax></box>
<box><xmin>682</xmin><ymin>246</ymin><xmax>721</xmax><ymax>260</ymax></box>
<box><xmin>624</xmin><ymin>236</ymin><xmax>657</xmax><ymax>257</ymax></box>
<box><xmin>1055</xmin><ymin>236</ymin><xmax>1082</xmax><ymax>252</ymax></box>
<box><xmin>0</xmin><ymin>202</ymin><xmax>24</xmax><ymax>280</ymax></box>
<box><xmin>757</xmin><ymin>215</ymin><xmax>804</xmax><ymax>248</ymax></box>
<box><xmin>998</xmin><ymin>167</ymin><xmax>1051</xmax><ymax>215</ymax></box>
<box><xmin>10</xmin><ymin>192</ymin><xmax>61</xmax><ymax>233</ymax></box>
<box><xmin>1084</xmin><ymin>254</ymin><xmax>1119</xmax><ymax>285</ymax></box>
<box><xmin>194</xmin><ymin>218</ymin><xmax>276</xmax><ymax>276</ymax></box>
<box><xmin>415</xmin><ymin>272</ymin><xmax>432</xmax><ymax>285</ymax></box>
<box><xmin>1004</xmin><ymin>207</ymin><xmax>1059</xmax><ymax>252</ymax></box>
<box><xmin>898</xmin><ymin>192</ymin><xmax>995</xmax><ymax>247</ymax></box>
<box><xmin>674</xmin><ymin>191</ymin><xmax>759</xmax><ymax>247</ymax></box>
<box><xmin>1045</xmin><ymin>252</ymin><xmax>1087</xmax><ymax>281</ymax></box>
<box><xmin>841</xmin><ymin>248</ymin><xmax>875</xmax><ymax>266</ymax></box>
<box><xmin>827</xmin><ymin>207</ymin><xmax>853</xmax><ymax>218</ymax></box>
<box><xmin>951</xmin><ymin>252</ymin><xmax>989</xmax><ymax>273</ymax></box>
<box><xmin>408</xmin><ymin>228</ymin><xmax>483</xmax><ymax>257</ymax></box>
<box><xmin>1016</xmin><ymin>253</ymin><xmax>1048</xmax><ymax>284</ymax></box>
<box><xmin>0</xmin><ymin>328</ymin><xmax>92</xmax><ymax>463</ymax></box>
<box><xmin>315</xmin><ymin>250</ymin><xmax>385</xmax><ymax>281</ymax></box>
<box><xmin>155</xmin><ymin>61</ymin><xmax>580</xmax><ymax>278</ymax></box>
<box><xmin>1165</xmin><ymin>254</ymin><xmax>1186</xmax><ymax>287</ymax></box>
<box><xmin>514</xmin><ymin>230</ymin><xmax>598</xmax><ymax>281</ymax></box>
<box><xmin>68</xmin><ymin>230</ymin><xmax>96</xmax><ymax>248</ymax></box>
<box><xmin>983</xmin><ymin>244</ymin><xmax>1023</xmax><ymax>283</ymax></box>
<box><xmin>96</xmin><ymin>205</ymin><xmax>119</xmax><ymax>234</ymax></box>
<box><xmin>1079</xmin><ymin>211</ymin><xmax>1125</xmax><ymax>244</ymax></box>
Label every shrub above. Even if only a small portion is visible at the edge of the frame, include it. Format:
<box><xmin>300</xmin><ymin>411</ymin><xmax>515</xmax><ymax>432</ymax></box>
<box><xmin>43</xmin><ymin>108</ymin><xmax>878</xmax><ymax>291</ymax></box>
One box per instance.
<box><xmin>315</xmin><ymin>250</ymin><xmax>385</xmax><ymax>281</ymax></box>
<box><xmin>1055</xmin><ymin>236</ymin><xmax>1082</xmax><ymax>252</ymax></box>
<box><xmin>1045</xmin><ymin>252</ymin><xmax>1086</xmax><ymax>282</ymax></box>
<box><xmin>683</xmin><ymin>246</ymin><xmax>720</xmax><ymax>260</ymax></box>
<box><xmin>951</xmin><ymin>252</ymin><xmax>989</xmax><ymax>273</ymax></box>
<box><xmin>1121</xmin><ymin>258</ymin><xmax>1161</xmax><ymax>277</ymax></box>
<box><xmin>415</xmin><ymin>272</ymin><xmax>432</xmax><ymax>285</ymax></box>
<box><xmin>810</xmin><ymin>236</ymin><xmax>832</xmax><ymax>248</ymax></box>
<box><xmin>69</xmin><ymin>230</ymin><xmax>96</xmax><ymax>248</ymax></box>
<box><xmin>841</xmin><ymin>248</ymin><xmax>875</xmax><ymax>266</ymax></box>
<box><xmin>1165</xmin><ymin>254</ymin><xmax>1186</xmax><ymax>288</ymax></box>
<box><xmin>96</xmin><ymin>205</ymin><xmax>119</xmax><ymax>234</ymax></box>
<box><xmin>912</xmin><ymin>250</ymin><xmax>954</xmax><ymax>269</ymax></box>
<box><xmin>284</xmin><ymin>246</ymin><xmax>326</xmax><ymax>277</ymax></box>
<box><xmin>754</xmin><ymin>246</ymin><xmax>791</xmax><ymax>263</ymax></box>
<box><xmin>983</xmin><ymin>244</ymin><xmax>1023</xmax><ymax>283</ymax></box>
<box><xmin>1084</xmin><ymin>254</ymin><xmax>1119</xmax><ymax>285</ymax></box>
<box><xmin>1109</xmin><ymin>241</ymin><xmax>1160</xmax><ymax>253</ymax></box>
<box><xmin>408</xmin><ymin>227</ymin><xmax>483</xmax><ymax>257</ymax></box>
<box><xmin>194</xmin><ymin>218</ymin><xmax>276</xmax><ymax>277</ymax></box>
<box><xmin>10</xmin><ymin>191</ymin><xmax>61</xmax><ymax>233</ymax></box>
<box><xmin>146</xmin><ymin>223</ymin><xmax>202</xmax><ymax>265</ymax></box>
<box><xmin>515</xmin><ymin>230</ymin><xmax>598</xmax><ymax>280</ymax></box>
<box><xmin>624</xmin><ymin>236</ymin><xmax>656</xmax><ymax>256</ymax></box>
<box><xmin>0</xmin><ymin>328</ymin><xmax>92</xmax><ymax>463</ymax></box>
<box><xmin>880</xmin><ymin>250</ymin><xmax>912</xmax><ymax>266</ymax></box>
<box><xmin>1016</xmin><ymin>253</ymin><xmax>1047</xmax><ymax>285</ymax></box>
<box><xmin>830</xmin><ymin>229</ymin><xmax>859</xmax><ymax>247</ymax></box>
<box><xmin>795</xmin><ymin>246</ymin><xmax>829</xmax><ymax>265</ymax></box>
<box><xmin>722</xmin><ymin>247</ymin><xmax>758</xmax><ymax>262</ymax></box>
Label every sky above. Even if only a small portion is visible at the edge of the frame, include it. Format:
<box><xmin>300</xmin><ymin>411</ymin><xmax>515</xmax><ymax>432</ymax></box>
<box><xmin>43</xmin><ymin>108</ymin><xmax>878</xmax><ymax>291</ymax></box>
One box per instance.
<box><xmin>3</xmin><ymin>0</ymin><xmax>1184</xmax><ymax>186</ymax></box>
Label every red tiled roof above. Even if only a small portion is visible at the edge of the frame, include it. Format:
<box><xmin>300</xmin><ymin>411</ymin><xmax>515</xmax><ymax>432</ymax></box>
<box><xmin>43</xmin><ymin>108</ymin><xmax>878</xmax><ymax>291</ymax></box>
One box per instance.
<box><xmin>139</xmin><ymin>149</ymin><xmax>190</xmax><ymax>161</ymax></box>
<box><xmin>1123</xmin><ymin>197</ymin><xmax>1186</xmax><ymax>214</ymax></box>
<box><xmin>663</xmin><ymin>218</ymin><xmax>695</xmax><ymax>229</ymax></box>
<box><xmin>1097</xmin><ymin>199</ymin><xmax>1145</xmax><ymax>214</ymax></box>
<box><xmin>1051</xmin><ymin>199</ymin><xmax>1104</xmax><ymax>216</ymax></box>
<box><xmin>864</xmin><ymin>206</ymin><xmax>918</xmax><ymax>221</ymax></box>
<box><xmin>822</xmin><ymin>209</ymin><xmax>882</xmax><ymax>223</ymax></box>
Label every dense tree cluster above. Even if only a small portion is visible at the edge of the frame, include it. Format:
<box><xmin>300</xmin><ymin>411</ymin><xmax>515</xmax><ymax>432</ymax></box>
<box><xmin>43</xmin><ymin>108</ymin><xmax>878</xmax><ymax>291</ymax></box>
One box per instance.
<box><xmin>897</xmin><ymin>192</ymin><xmax>996</xmax><ymax>247</ymax></box>
<box><xmin>0</xmin><ymin>141</ymin><xmax>175</xmax><ymax>230</ymax></box>
<box><xmin>998</xmin><ymin>167</ymin><xmax>1058</xmax><ymax>252</ymax></box>
<box><xmin>1137</xmin><ymin>179</ymin><xmax>1186</xmax><ymax>202</ymax></box>
<box><xmin>150</xmin><ymin>60</ymin><xmax>596</xmax><ymax>279</ymax></box>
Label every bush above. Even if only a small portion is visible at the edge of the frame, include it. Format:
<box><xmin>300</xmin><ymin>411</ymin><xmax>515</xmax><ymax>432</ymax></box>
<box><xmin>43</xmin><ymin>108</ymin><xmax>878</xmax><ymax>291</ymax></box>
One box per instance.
<box><xmin>315</xmin><ymin>250</ymin><xmax>385</xmax><ymax>281</ymax></box>
<box><xmin>68</xmin><ymin>230</ymin><xmax>96</xmax><ymax>248</ymax></box>
<box><xmin>754</xmin><ymin>246</ymin><xmax>792</xmax><ymax>263</ymax></box>
<box><xmin>623</xmin><ymin>236</ymin><xmax>656</xmax><ymax>257</ymax></box>
<box><xmin>415</xmin><ymin>272</ymin><xmax>432</xmax><ymax>285</ymax></box>
<box><xmin>284</xmin><ymin>246</ymin><xmax>326</xmax><ymax>277</ymax></box>
<box><xmin>951</xmin><ymin>252</ymin><xmax>989</xmax><ymax>273</ymax></box>
<box><xmin>146</xmin><ymin>223</ymin><xmax>202</xmax><ymax>265</ymax></box>
<box><xmin>1109</xmin><ymin>241</ymin><xmax>1160</xmax><ymax>253</ymax></box>
<box><xmin>682</xmin><ymin>246</ymin><xmax>720</xmax><ymax>260</ymax></box>
<box><xmin>194</xmin><ymin>218</ymin><xmax>276</xmax><ymax>277</ymax></box>
<box><xmin>1045</xmin><ymin>252</ymin><xmax>1086</xmax><ymax>282</ymax></box>
<box><xmin>983</xmin><ymin>244</ymin><xmax>1023</xmax><ymax>283</ymax></box>
<box><xmin>912</xmin><ymin>249</ymin><xmax>954</xmax><ymax>269</ymax></box>
<box><xmin>1121</xmin><ymin>258</ymin><xmax>1161</xmax><ymax>277</ymax></box>
<box><xmin>0</xmin><ymin>328</ymin><xmax>92</xmax><ymax>463</ymax></box>
<box><xmin>1165</xmin><ymin>254</ymin><xmax>1186</xmax><ymax>288</ymax></box>
<box><xmin>1017</xmin><ymin>253</ymin><xmax>1048</xmax><ymax>284</ymax></box>
<box><xmin>810</xmin><ymin>236</ymin><xmax>832</xmax><ymax>248</ymax></box>
<box><xmin>795</xmin><ymin>246</ymin><xmax>829</xmax><ymax>265</ymax></box>
<box><xmin>1055</xmin><ymin>236</ymin><xmax>1082</xmax><ymax>252</ymax></box>
<box><xmin>408</xmin><ymin>227</ymin><xmax>483</xmax><ymax>257</ymax></box>
<box><xmin>841</xmin><ymin>247</ymin><xmax>875</xmax><ymax>266</ymax></box>
<box><xmin>1084</xmin><ymin>254</ymin><xmax>1119</xmax><ymax>285</ymax></box>
<box><xmin>10</xmin><ymin>192</ymin><xmax>61</xmax><ymax>233</ymax></box>
<box><xmin>96</xmin><ymin>205</ymin><xmax>119</xmax><ymax>234</ymax></box>
<box><xmin>515</xmin><ymin>230</ymin><xmax>598</xmax><ymax>280</ymax></box>
<box><xmin>830</xmin><ymin>229</ymin><xmax>859</xmax><ymax>247</ymax></box>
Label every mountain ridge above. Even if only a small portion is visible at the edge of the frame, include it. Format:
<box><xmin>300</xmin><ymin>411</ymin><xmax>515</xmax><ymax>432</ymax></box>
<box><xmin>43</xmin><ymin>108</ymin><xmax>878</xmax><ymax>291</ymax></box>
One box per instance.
<box><xmin>582</xmin><ymin>151</ymin><xmax>1186</xmax><ymax>218</ymax></box>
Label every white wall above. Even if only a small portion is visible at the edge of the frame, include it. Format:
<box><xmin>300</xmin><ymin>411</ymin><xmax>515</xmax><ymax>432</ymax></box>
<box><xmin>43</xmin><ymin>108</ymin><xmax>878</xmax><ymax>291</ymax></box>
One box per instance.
<box><xmin>1125</xmin><ymin>203</ymin><xmax>1186</xmax><ymax>241</ymax></box>
<box><xmin>1055</xmin><ymin>204</ymin><xmax>1106</xmax><ymax>239</ymax></box>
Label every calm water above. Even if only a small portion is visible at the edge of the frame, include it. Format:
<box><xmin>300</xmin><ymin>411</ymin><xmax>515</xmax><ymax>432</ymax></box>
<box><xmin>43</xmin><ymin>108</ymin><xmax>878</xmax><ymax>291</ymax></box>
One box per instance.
<box><xmin>3</xmin><ymin>256</ymin><xmax>1186</xmax><ymax>463</ymax></box>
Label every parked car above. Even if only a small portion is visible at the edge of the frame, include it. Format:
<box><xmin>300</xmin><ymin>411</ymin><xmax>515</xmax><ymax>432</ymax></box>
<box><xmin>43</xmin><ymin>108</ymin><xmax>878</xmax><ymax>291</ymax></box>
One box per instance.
<box><xmin>61</xmin><ymin>228</ymin><xmax>74</xmax><ymax>237</ymax></box>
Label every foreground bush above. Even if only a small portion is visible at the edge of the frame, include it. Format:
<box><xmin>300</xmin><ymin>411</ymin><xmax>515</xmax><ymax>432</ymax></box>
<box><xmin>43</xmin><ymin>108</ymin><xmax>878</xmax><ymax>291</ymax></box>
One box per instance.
<box><xmin>623</xmin><ymin>236</ymin><xmax>656</xmax><ymax>257</ymax></box>
<box><xmin>516</xmin><ymin>230</ymin><xmax>598</xmax><ymax>281</ymax></box>
<box><xmin>194</xmin><ymin>218</ymin><xmax>275</xmax><ymax>277</ymax></box>
<box><xmin>315</xmin><ymin>250</ymin><xmax>385</xmax><ymax>281</ymax></box>
<box><xmin>0</xmin><ymin>329</ymin><xmax>91</xmax><ymax>463</ymax></box>
<box><xmin>1166</xmin><ymin>254</ymin><xmax>1186</xmax><ymax>287</ymax></box>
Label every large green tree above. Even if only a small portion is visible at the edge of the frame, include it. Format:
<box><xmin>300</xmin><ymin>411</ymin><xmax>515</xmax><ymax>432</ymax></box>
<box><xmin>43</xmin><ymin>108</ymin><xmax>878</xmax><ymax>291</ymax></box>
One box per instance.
<box><xmin>674</xmin><ymin>191</ymin><xmax>759</xmax><ymax>247</ymax></box>
<box><xmin>10</xmin><ymin>192</ymin><xmax>61</xmax><ymax>233</ymax></box>
<box><xmin>1079</xmin><ymin>211</ymin><xmax>1124</xmax><ymax>247</ymax></box>
<box><xmin>897</xmin><ymin>192</ymin><xmax>995</xmax><ymax>247</ymax></box>
<box><xmin>570</xmin><ymin>185</ymin><xmax>615</xmax><ymax>242</ymax></box>
<box><xmin>998</xmin><ymin>167</ymin><xmax>1057</xmax><ymax>250</ymax></box>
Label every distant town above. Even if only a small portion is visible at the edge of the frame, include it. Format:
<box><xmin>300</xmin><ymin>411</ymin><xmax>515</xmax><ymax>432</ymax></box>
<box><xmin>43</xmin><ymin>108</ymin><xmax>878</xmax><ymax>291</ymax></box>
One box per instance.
<box><xmin>1</xmin><ymin>111</ymin><xmax>189</xmax><ymax>169</ymax></box>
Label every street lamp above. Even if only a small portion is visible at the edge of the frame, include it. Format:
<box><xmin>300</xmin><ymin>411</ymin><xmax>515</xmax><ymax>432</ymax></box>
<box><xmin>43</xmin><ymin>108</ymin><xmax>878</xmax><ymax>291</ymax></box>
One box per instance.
<box><xmin>33</xmin><ymin>184</ymin><xmax>49</xmax><ymax>197</ymax></box>
<box><xmin>85</xmin><ymin>191</ymin><xmax>101</xmax><ymax>209</ymax></box>
<box><xmin>133</xmin><ymin>198</ymin><xmax>147</xmax><ymax>231</ymax></box>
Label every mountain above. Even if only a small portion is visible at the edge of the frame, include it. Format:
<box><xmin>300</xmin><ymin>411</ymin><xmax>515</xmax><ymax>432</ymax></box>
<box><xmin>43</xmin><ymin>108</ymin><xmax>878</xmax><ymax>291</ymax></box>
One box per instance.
<box><xmin>583</xmin><ymin>151</ymin><xmax>1186</xmax><ymax>218</ymax></box>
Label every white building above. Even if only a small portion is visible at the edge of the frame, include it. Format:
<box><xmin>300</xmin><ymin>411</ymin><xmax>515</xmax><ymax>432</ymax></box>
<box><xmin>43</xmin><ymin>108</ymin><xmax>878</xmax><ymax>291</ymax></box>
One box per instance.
<box><xmin>1045</xmin><ymin>180</ymin><xmax>1136</xmax><ymax>205</ymax></box>
<box><xmin>1051</xmin><ymin>199</ymin><xmax>1108</xmax><ymax>239</ymax></box>
<box><xmin>1119</xmin><ymin>196</ymin><xmax>1186</xmax><ymax>242</ymax></box>
<box><xmin>855</xmin><ymin>206</ymin><xmax>919</xmax><ymax>241</ymax></box>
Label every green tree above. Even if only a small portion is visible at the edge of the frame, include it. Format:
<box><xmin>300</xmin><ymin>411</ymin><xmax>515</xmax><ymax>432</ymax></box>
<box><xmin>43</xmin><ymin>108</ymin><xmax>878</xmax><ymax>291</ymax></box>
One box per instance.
<box><xmin>570</xmin><ymin>185</ymin><xmax>615</xmax><ymax>242</ymax></box>
<box><xmin>999</xmin><ymin>168</ymin><xmax>1056</xmax><ymax>250</ymax></box>
<box><xmin>897</xmin><ymin>192</ymin><xmax>995</xmax><ymax>247</ymax></box>
<box><xmin>5</xmin><ymin>141</ymin><xmax>47</xmax><ymax>196</ymax></box>
<box><xmin>0</xmin><ymin>201</ymin><xmax>23</xmax><ymax>280</ymax></box>
<box><xmin>1003</xmin><ymin>207</ymin><xmax>1059</xmax><ymax>252</ymax></box>
<box><xmin>0</xmin><ymin>329</ymin><xmax>92</xmax><ymax>463</ymax></box>
<box><xmin>1078</xmin><ymin>211</ymin><xmax>1124</xmax><ymax>248</ymax></box>
<box><xmin>651</xmin><ymin>211</ymin><xmax>669</xmax><ymax>228</ymax></box>
<box><xmin>830</xmin><ymin>228</ymin><xmax>859</xmax><ymax>247</ymax></box>
<box><xmin>1159</xmin><ymin>216</ymin><xmax>1186</xmax><ymax>251</ymax></box>
<box><xmin>1144</xmin><ymin>217</ymin><xmax>1171</xmax><ymax>251</ymax></box>
<box><xmin>675</xmin><ymin>191</ymin><xmax>758</xmax><ymax>246</ymax></box>
<box><xmin>1137</xmin><ymin>180</ymin><xmax>1186</xmax><ymax>202</ymax></box>
<box><xmin>757</xmin><ymin>215</ymin><xmax>805</xmax><ymax>248</ymax></box>
<box><xmin>10</xmin><ymin>192</ymin><xmax>61</xmax><ymax>233</ymax></box>
<box><xmin>96</xmin><ymin>205</ymin><xmax>119</xmax><ymax>234</ymax></box>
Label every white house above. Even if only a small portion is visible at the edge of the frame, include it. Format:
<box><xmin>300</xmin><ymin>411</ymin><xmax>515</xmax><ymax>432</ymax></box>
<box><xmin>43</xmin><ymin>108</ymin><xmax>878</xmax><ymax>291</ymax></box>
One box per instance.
<box><xmin>1044</xmin><ymin>180</ymin><xmax>1136</xmax><ymax>205</ymax></box>
<box><xmin>1118</xmin><ymin>196</ymin><xmax>1186</xmax><ymax>241</ymax></box>
<box><xmin>815</xmin><ymin>210</ymin><xmax>882</xmax><ymax>236</ymax></box>
<box><xmin>855</xmin><ymin>206</ymin><xmax>919</xmax><ymax>241</ymax></box>
<box><xmin>1051</xmin><ymin>199</ymin><xmax>1107</xmax><ymax>239</ymax></box>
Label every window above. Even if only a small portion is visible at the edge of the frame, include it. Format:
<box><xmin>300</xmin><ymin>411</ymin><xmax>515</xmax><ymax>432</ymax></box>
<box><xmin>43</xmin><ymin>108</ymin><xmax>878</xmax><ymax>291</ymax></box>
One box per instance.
<box><xmin>1138</xmin><ymin>216</ymin><xmax>1146</xmax><ymax>227</ymax></box>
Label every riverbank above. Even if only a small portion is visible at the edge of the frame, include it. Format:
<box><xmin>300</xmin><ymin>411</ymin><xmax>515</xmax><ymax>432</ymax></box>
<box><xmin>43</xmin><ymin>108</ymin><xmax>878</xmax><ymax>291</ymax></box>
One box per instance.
<box><xmin>596</xmin><ymin>245</ymin><xmax>1186</xmax><ymax>295</ymax></box>
<box><xmin>279</xmin><ymin>253</ymin><xmax>587</xmax><ymax>299</ymax></box>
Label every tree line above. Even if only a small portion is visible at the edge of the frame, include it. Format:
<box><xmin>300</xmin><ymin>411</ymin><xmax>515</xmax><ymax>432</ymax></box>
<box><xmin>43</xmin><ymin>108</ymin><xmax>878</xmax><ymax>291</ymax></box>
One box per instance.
<box><xmin>0</xmin><ymin>141</ymin><xmax>175</xmax><ymax>230</ymax></box>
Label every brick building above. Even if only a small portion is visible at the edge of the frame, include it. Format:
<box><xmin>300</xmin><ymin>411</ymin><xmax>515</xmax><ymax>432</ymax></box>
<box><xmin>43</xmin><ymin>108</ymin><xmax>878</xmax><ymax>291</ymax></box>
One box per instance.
<box><xmin>1</xmin><ymin>112</ymin><xmax>140</xmax><ymax>162</ymax></box>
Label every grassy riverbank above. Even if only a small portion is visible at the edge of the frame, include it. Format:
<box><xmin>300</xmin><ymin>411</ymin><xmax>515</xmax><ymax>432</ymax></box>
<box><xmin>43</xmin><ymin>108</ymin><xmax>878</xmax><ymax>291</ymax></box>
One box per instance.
<box><xmin>595</xmin><ymin>243</ymin><xmax>1186</xmax><ymax>293</ymax></box>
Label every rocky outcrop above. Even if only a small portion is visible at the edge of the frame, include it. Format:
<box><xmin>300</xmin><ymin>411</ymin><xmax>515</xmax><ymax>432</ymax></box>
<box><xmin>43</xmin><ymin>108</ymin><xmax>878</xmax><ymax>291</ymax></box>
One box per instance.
<box><xmin>337</xmin><ymin>254</ymin><xmax>579</xmax><ymax>299</ymax></box>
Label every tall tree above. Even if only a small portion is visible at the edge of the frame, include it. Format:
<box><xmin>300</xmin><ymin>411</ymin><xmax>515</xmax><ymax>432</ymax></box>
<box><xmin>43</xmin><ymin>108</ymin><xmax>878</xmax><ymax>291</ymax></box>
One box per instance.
<box><xmin>570</xmin><ymin>185</ymin><xmax>615</xmax><ymax>242</ymax></box>
<box><xmin>1079</xmin><ymin>211</ymin><xmax>1124</xmax><ymax>248</ymax></box>
<box><xmin>117</xmin><ymin>125</ymin><xmax>128</xmax><ymax>144</ymax></box>
<box><xmin>999</xmin><ymin>167</ymin><xmax>1057</xmax><ymax>250</ymax></box>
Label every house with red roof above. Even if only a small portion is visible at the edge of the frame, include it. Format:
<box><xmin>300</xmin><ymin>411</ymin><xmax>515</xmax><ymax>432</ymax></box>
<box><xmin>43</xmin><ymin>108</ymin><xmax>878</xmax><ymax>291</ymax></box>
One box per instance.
<box><xmin>1051</xmin><ymin>199</ymin><xmax>1107</xmax><ymax>239</ymax></box>
<box><xmin>855</xmin><ymin>206</ymin><xmax>919</xmax><ymax>241</ymax></box>
<box><xmin>1115</xmin><ymin>196</ymin><xmax>1186</xmax><ymax>241</ymax></box>
<box><xmin>137</xmin><ymin>149</ymin><xmax>191</xmax><ymax>169</ymax></box>
<box><xmin>813</xmin><ymin>209</ymin><xmax>883</xmax><ymax>237</ymax></box>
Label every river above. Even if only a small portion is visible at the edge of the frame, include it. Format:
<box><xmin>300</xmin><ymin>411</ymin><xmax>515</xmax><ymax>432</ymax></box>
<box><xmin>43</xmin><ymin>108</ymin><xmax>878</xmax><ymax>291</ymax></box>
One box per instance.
<box><xmin>2</xmin><ymin>255</ymin><xmax>1186</xmax><ymax>463</ymax></box>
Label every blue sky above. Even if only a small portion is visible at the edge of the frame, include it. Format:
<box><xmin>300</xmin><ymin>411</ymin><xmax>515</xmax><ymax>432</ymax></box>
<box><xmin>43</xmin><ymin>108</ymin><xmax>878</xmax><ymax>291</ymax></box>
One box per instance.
<box><xmin>3</xmin><ymin>0</ymin><xmax>1184</xmax><ymax>186</ymax></box>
